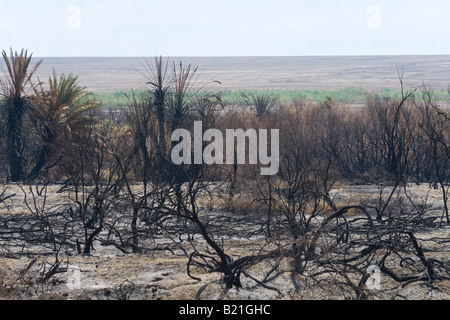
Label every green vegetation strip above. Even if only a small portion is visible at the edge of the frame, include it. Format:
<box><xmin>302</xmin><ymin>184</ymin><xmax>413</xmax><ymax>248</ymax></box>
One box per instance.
<box><xmin>91</xmin><ymin>87</ymin><xmax>450</xmax><ymax>109</ymax></box>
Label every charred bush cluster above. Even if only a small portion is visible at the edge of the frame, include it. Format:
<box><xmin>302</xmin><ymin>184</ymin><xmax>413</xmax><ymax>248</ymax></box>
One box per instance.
<box><xmin>1</xmin><ymin>50</ymin><xmax>450</xmax><ymax>299</ymax></box>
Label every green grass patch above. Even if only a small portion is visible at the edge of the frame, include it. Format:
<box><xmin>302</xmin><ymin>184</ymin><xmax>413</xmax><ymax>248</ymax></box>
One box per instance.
<box><xmin>91</xmin><ymin>87</ymin><xmax>450</xmax><ymax>109</ymax></box>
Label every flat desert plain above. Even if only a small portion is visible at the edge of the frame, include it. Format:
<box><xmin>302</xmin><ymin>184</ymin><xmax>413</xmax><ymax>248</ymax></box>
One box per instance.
<box><xmin>2</xmin><ymin>55</ymin><xmax>450</xmax><ymax>93</ymax></box>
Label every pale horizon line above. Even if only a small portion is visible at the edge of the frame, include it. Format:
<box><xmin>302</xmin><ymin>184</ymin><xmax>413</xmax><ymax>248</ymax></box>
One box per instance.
<box><xmin>29</xmin><ymin>53</ymin><xmax>450</xmax><ymax>59</ymax></box>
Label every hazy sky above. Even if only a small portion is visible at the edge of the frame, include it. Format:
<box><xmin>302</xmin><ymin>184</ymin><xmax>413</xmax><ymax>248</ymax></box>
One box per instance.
<box><xmin>1</xmin><ymin>0</ymin><xmax>450</xmax><ymax>57</ymax></box>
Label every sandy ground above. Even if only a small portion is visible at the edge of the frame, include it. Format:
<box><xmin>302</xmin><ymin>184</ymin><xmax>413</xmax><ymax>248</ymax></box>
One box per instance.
<box><xmin>1</xmin><ymin>183</ymin><xmax>450</xmax><ymax>300</ymax></box>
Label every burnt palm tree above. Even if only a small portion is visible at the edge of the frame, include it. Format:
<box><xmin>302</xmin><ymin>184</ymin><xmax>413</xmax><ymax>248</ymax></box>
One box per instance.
<box><xmin>1</xmin><ymin>48</ymin><xmax>42</xmax><ymax>181</ymax></box>
<box><xmin>169</xmin><ymin>61</ymin><xmax>200</xmax><ymax>131</ymax></box>
<box><xmin>145</xmin><ymin>56</ymin><xmax>171</xmax><ymax>160</ymax></box>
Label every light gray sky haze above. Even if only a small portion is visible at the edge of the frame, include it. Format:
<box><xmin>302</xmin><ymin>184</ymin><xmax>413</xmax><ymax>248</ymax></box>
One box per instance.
<box><xmin>1</xmin><ymin>0</ymin><xmax>449</xmax><ymax>57</ymax></box>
